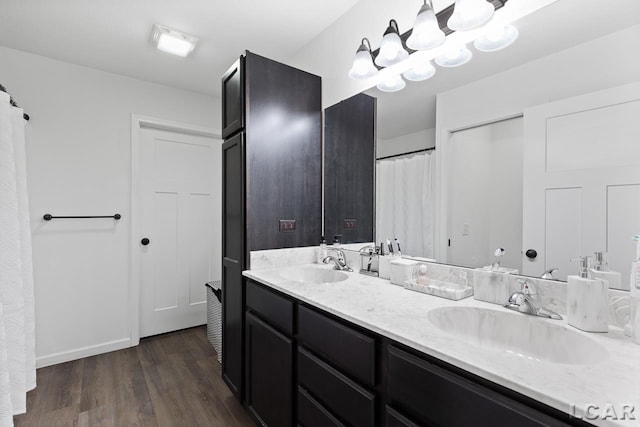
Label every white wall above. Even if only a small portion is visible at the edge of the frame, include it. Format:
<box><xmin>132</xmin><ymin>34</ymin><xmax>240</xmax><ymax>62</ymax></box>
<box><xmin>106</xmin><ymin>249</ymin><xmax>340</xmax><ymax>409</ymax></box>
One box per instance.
<box><xmin>434</xmin><ymin>25</ymin><xmax>640</xmax><ymax>261</ymax></box>
<box><xmin>0</xmin><ymin>46</ymin><xmax>220</xmax><ymax>366</ymax></box>
<box><xmin>376</xmin><ymin>128</ymin><xmax>435</xmax><ymax>159</ymax></box>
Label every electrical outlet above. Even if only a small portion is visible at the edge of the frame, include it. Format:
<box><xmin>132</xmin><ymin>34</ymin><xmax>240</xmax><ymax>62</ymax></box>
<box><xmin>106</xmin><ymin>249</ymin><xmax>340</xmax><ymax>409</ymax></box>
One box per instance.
<box><xmin>279</xmin><ymin>219</ymin><xmax>296</xmax><ymax>232</ymax></box>
<box><xmin>462</xmin><ymin>223</ymin><xmax>470</xmax><ymax>236</ymax></box>
<box><xmin>343</xmin><ymin>218</ymin><xmax>357</xmax><ymax>230</ymax></box>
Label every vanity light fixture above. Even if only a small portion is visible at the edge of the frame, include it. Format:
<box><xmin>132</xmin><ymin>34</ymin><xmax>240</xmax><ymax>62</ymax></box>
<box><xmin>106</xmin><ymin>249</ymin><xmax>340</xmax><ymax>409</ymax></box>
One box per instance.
<box><xmin>348</xmin><ymin>0</ymin><xmax>513</xmax><ymax>92</ymax></box>
<box><xmin>434</xmin><ymin>43</ymin><xmax>473</xmax><ymax>67</ymax></box>
<box><xmin>348</xmin><ymin>38</ymin><xmax>379</xmax><ymax>80</ymax></box>
<box><xmin>473</xmin><ymin>24</ymin><xmax>519</xmax><ymax>52</ymax></box>
<box><xmin>376</xmin><ymin>74</ymin><xmax>406</xmax><ymax>92</ymax></box>
<box><xmin>406</xmin><ymin>0</ymin><xmax>446</xmax><ymax>51</ymax></box>
<box><xmin>447</xmin><ymin>0</ymin><xmax>495</xmax><ymax>31</ymax></box>
<box><xmin>151</xmin><ymin>24</ymin><xmax>198</xmax><ymax>58</ymax></box>
<box><xmin>374</xmin><ymin>20</ymin><xmax>409</xmax><ymax>67</ymax></box>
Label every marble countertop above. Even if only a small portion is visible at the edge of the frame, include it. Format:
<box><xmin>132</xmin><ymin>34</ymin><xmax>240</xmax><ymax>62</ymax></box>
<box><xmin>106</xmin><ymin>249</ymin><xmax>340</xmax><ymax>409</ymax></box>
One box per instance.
<box><xmin>243</xmin><ymin>264</ymin><xmax>640</xmax><ymax>427</ymax></box>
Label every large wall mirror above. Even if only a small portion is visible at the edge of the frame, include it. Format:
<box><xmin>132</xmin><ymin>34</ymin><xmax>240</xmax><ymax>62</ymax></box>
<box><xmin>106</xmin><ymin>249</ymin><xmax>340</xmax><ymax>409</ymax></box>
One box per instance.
<box><xmin>327</xmin><ymin>0</ymin><xmax>640</xmax><ymax>290</ymax></box>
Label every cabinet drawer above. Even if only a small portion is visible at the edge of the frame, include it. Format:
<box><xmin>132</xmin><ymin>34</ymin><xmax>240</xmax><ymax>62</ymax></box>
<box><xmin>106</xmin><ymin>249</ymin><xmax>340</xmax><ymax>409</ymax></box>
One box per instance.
<box><xmin>246</xmin><ymin>280</ymin><xmax>293</xmax><ymax>336</ymax></box>
<box><xmin>298</xmin><ymin>305</ymin><xmax>375</xmax><ymax>387</ymax></box>
<box><xmin>385</xmin><ymin>406</ymin><xmax>419</xmax><ymax>427</ymax></box>
<box><xmin>298</xmin><ymin>347</ymin><xmax>375</xmax><ymax>427</ymax></box>
<box><xmin>387</xmin><ymin>345</ymin><xmax>571</xmax><ymax>427</ymax></box>
<box><xmin>298</xmin><ymin>387</ymin><xmax>344</xmax><ymax>427</ymax></box>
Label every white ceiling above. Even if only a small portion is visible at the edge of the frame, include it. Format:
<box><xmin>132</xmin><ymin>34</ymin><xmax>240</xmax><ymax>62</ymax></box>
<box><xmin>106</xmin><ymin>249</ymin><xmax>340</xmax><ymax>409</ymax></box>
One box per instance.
<box><xmin>1</xmin><ymin>0</ymin><xmax>639</xmax><ymax>140</ymax></box>
<box><xmin>0</xmin><ymin>0</ymin><xmax>359</xmax><ymax>96</ymax></box>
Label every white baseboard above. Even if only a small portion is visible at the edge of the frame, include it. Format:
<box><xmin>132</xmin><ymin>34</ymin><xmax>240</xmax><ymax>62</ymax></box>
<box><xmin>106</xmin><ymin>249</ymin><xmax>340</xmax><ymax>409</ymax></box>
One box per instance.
<box><xmin>36</xmin><ymin>338</ymin><xmax>133</xmax><ymax>368</ymax></box>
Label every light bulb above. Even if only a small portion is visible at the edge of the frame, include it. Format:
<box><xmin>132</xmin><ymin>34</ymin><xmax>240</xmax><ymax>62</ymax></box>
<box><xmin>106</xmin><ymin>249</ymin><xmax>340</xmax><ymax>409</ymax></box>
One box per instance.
<box><xmin>447</xmin><ymin>0</ymin><xmax>495</xmax><ymax>32</ymax></box>
<box><xmin>474</xmin><ymin>25</ymin><xmax>519</xmax><ymax>52</ymax></box>
<box><xmin>377</xmin><ymin>75</ymin><xmax>406</xmax><ymax>92</ymax></box>
<box><xmin>402</xmin><ymin>61</ymin><xmax>436</xmax><ymax>81</ymax></box>
<box><xmin>435</xmin><ymin>44</ymin><xmax>472</xmax><ymax>67</ymax></box>
<box><xmin>374</xmin><ymin>20</ymin><xmax>409</xmax><ymax>67</ymax></box>
<box><xmin>406</xmin><ymin>0</ymin><xmax>446</xmax><ymax>51</ymax></box>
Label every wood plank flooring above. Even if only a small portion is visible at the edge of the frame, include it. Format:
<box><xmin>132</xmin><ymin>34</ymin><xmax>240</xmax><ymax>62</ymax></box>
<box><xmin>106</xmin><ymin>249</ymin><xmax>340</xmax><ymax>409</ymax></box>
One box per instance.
<box><xmin>14</xmin><ymin>326</ymin><xmax>255</xmax><ymax>427</ymax></box>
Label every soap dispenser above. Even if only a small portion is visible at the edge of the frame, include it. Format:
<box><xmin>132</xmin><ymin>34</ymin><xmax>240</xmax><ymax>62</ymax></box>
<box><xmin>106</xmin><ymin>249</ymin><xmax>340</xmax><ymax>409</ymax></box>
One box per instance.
<box><xmin>591</xmin><ymin>251</ymin><xmax>622</xmax><ymax>290</ymax></box>
<box><xmin>567</xmin><ymin>256</ymin><xmax>609</xmax><ymax>332</ymax></box>
<box><xmin>630</xmin><ymin>235</ymin><xmax>640</xmax><ymax>344</ymax></box>
<box><xmin>317</xmin><ymin>236</ymin><xmax>328</xmax><ymax>264</ymax></box>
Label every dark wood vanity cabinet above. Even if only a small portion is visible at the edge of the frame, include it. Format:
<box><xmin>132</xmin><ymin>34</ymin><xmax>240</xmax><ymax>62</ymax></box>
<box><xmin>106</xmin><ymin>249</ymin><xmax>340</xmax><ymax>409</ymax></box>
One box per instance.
<box><xmin>221</xmin><ymin>51</ymin><xmax>322</xmax><ymax>400</ymax></box>
<box><xmin>242</xmin><ymin>280</ymin><xmax>594</xmax><ymax>427</ymax></box>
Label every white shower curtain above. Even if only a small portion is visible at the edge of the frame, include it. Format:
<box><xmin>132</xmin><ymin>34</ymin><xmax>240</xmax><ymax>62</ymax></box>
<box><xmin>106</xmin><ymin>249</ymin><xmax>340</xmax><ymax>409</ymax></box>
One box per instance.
<box><xmin>0</xmin><ymin>91</ymin><xmax>36</xmax><ymax>426</ymax></box>
<box><xmin>376</xmin><ymin>151</ymin><xmax>435</xmax><ymax>259</ymax></box>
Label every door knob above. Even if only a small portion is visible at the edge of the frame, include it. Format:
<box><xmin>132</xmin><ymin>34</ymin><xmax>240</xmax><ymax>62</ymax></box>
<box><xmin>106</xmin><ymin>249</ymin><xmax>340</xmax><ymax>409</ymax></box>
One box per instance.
<box><xmin>525</xmin><ymin>249</ymin><xmax>537</xmax><ymax>259</ymax></box>
<box><xmin>141</xmin><ymin>238</ymin><xmax>150</xmax><ymax>246</ymax></box>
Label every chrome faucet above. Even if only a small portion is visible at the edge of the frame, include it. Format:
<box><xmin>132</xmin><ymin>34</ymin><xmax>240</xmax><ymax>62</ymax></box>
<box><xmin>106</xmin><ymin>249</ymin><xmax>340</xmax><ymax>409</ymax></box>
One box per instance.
<box><xmin>540</xmin><ymin>268</ymin><xmax>559</xmax><ymax>280</ymax></box>
<box><xmin>323</xmin><ymin>248</ymin><xmax>353</xmax><ymax>272</ymax></box>
<box><xmin>504</xmin><ymin>279</ymin><xmax>562</xmax><ymax>320</ymax></box>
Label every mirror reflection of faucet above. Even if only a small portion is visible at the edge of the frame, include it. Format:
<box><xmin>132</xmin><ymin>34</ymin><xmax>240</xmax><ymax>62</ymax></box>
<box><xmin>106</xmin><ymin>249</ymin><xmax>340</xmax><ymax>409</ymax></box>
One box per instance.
<box><xmin>540</xmin><ymin>268</ymin><xmax>558</xmax><ymax>280</ymax></box>
<box><xmin>491</xmin><ymin>247</ymin><xmax>505</xmax><ymax>270</ymax></box>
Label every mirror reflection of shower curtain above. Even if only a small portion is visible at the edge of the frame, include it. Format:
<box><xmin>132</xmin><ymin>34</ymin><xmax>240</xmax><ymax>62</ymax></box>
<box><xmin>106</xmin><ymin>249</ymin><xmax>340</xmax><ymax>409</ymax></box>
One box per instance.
<box><xmin>376</xmin><ymin>151</ymin><xmax>435</xmax><ymax>259</ymax></box>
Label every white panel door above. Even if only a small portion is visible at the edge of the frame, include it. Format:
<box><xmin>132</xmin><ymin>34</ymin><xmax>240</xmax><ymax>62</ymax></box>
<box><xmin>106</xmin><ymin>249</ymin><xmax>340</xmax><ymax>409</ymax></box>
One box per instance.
<box><xmin>522</xmin><ymin>83</ymin><xmax>640</xmax><ymax>284</ymax></box>
<box><xmin>139</xmin><ymin>127</ymin><xmax>221</xmax><ymax>337</ymax></box>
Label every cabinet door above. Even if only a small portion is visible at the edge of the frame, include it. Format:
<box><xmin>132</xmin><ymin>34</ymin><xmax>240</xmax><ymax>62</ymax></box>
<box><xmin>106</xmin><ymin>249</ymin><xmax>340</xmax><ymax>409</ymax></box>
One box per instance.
<box><xmin>221</xmin><ymin>132</ymin><xmax>245</xmax><ymax>398</ymax></box>
<box><xmin>221</xmin><ymin>56</ymin><xmax>245</xmax><ymax>138</ymax></box>
<box><xmin>246</xmin><ymin>312</ymin><xmax>293</xmax><ymax>427</ymax></box>
<box><xmin>245</xmin><ymin>51</ymin><xmax>322</xmax><ymax>251</ymax></box>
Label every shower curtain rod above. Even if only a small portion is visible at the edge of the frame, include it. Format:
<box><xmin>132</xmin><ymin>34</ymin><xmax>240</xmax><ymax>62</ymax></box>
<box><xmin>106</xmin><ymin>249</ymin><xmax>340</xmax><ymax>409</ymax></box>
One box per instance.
<box><xmin>376</xmin><ymin>147</ymin><xmax>435</xmax><ymax>161</ymax></box>
<box><xmin>0</xmin><ymin>84</ymin><xmax>30</xmax><ymax>121</ymax></box>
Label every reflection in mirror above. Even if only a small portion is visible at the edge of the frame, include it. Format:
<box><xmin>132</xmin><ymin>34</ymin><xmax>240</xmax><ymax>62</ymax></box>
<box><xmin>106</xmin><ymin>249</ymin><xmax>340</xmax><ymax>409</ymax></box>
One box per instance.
<box><xmin>376</xmin><ymin>148</ymin><xmax>436</xmax><ymax>259</ymax></box>
<box><xmin>447</xmin><ymin>117</ymin><xmax>522</xmax><ymax>272</ymax></box>
<box><xmin>363</xmin><ymin>0</ymin><xmax>640</xmax><ymax>290</ymax></box>
<box><xmin>324</xmin><ymin>93</ymin><xmax>376</xmax><ymax>244</ymax></box>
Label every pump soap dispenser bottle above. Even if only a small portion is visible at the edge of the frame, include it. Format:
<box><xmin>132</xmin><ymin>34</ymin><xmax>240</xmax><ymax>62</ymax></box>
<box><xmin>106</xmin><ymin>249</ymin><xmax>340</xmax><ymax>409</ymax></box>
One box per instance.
<box><xmin>630</xmin><ymin>235</ymin><xmax>640</xmax><ymax>344</ymax></box>
<box><xmin>591</xmin><ymin>251</ymin><xmax>622</xmax><ymax>290</ymax></box>
<box><xmin>567</xmin><ymin>256</ymin><xmax>609</xmax><ymax>332</ymax></box>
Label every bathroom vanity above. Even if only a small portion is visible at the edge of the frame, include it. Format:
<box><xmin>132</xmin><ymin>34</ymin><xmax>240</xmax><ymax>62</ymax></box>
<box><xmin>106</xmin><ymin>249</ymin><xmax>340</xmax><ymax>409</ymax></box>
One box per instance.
<box><xmin>242</xmin><ymin>263</ymin><xmax>639</xmax><ymax>427</ymax></box>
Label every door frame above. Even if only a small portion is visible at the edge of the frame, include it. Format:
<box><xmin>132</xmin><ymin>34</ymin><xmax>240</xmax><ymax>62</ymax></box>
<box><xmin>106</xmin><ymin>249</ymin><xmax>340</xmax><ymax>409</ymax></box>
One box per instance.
<box><xmin>130</xmin><ymin>114</ymin><xmax>220</xmax><ymax>345</ymax></box>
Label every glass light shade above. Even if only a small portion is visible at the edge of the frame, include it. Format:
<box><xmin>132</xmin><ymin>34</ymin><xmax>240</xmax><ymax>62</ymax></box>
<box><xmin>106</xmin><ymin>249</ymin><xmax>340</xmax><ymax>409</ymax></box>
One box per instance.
<box><xmin>375</xmin><ymin>20</ymin><xmax>409</xmax><ymax>67</ymax></box>
<box><xmin>376</xmin><ymin>75</ymin><xmax>406</xmax><ymax>92</ymax></box>
<box><xmin>348</xmin><ymin>40</ymin><xmax>378</xmax><ymax>80</ymax></box>
<box><xmin>447</xmin><ymin>0</ymin><xmax>495</xmax><ymax>32</ymax></box>
<box><xmin>406</xmin><ymin>1</ymin><xmax>446</xmax><ymax>50</ymax></box>
<box><xmin>474</xmin><ymin>25</ymin><xmax>519</xmax><ymax>52</ymax></box>
<box><xmin>402</xmin><ymin>61</ymin><xmax>436</xmax><ymax>81</ymax></box>
<box><xmin>435</xmin><ymin>44</ymin><xmax>472</xmax><ymax>67</ymax></box>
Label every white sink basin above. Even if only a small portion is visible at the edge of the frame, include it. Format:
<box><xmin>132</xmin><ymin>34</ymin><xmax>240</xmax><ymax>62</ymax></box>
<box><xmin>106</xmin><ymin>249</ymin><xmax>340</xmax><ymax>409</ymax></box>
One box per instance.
<box><xmin>428</xmin><ymin>306</ymin><xmax>609</xmax><ymax>365</ymax></box>
<box><xmin>279</xmin><ymin>266</ymin><xmax>349</xmax><ymax>284</ymax></box>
